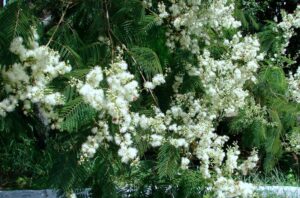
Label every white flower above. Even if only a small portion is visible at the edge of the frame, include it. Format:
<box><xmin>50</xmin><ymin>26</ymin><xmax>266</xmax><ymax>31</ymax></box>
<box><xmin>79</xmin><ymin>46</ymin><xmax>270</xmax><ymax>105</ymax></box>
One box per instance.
<box><xmin>1</xmin><ymin>30</ymin><xmax>71</xmax><ymax>121</ymax></box>
<box><xmin>44</xmin><ymin>93</ymin><xmax>64</xmax><ymax>106</ymax></box>
<box><xmin>152</xmin><ymin>74</ymin><xmax>166</xmax><ymax>86</ymax></box>
<box><xmin>144</xmin><ymin>81</ymin><xmax>155</xmax><ymax>89</ymax></box>
<box><xmin>118</xmin><ymin>146</ymin><xmax>138</xmax><ymax>163</ymax></box>
<box><xmin>181</xmin><ymin>157</ymin><xmax>190</xmax><ymax>169</ymax></box>
<box><xmin>86</xmin><ymin>66</ymin><xmax>103</xmax><ymax>88</ymax></box>
<box><xmin>150</xmin><ymin>134</ymin><xmax>164</xmax><ymax>147</ymax></box>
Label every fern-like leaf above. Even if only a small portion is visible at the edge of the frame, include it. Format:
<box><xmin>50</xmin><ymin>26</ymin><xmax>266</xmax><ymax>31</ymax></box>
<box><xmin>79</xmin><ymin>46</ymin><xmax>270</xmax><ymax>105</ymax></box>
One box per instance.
<box><xmin>59</xmin><ymin>97</ymin><xmax>97</xmax><ymax>132</ymax></box>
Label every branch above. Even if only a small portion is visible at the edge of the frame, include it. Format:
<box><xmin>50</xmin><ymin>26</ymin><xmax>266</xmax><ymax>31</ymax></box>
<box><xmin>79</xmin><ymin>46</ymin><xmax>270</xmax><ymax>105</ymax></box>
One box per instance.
<box><xmin>46</xmin><ymin>4</ymin><xmax>69</xmax><ymax>47</ymax></box>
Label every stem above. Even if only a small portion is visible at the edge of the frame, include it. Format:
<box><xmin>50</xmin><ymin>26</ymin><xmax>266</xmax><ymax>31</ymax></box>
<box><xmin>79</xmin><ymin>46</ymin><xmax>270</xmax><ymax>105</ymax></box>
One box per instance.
<box><xmin>46</xmin><ymin>4</ymin><xmax>69</xmax><ymax>47</ymax></box>
<box><xmin>104</xmin><ymin>0</ymin><xmax>115</xmax><ymax>59</ymax></box>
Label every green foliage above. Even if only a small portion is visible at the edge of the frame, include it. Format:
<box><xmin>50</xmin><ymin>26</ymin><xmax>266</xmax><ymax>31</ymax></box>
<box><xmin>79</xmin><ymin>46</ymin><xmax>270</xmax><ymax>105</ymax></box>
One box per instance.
<box><xmin>47</xmin><ymin>151</ymin><xmax>88</xmax><ymax>191</ymax></box>
<box><xmin>0</xmin><ymin>1</ymin><xmax>37</xmax><ymax>65</ymax></box>
<box><xmin>256</xmin><ymin>67</ymin><xmax>288</xmax><ymax>99</ymax></box>
<box><xmin>130</xmin><ymin>46</ymin><xmax>163</xmax><ymax>79</ymax></box>
<box><xmin>157</xmin><ymin>144</ymin><xmax>180</xmax><ymax>179</ymax></box>
<box><xmin>263</xmin><ymin>110</ymin><xmax>283</xmax><ymax>172</ymax></box>
<box><xmin>241</xmin><ymin>120</ymin><xmax>267</xmax><ymax>148</ymax></box>
<box><xmin>59</xmin><ymin>97</ymin><xmax>97</xmax><ymax>133</ymax></box>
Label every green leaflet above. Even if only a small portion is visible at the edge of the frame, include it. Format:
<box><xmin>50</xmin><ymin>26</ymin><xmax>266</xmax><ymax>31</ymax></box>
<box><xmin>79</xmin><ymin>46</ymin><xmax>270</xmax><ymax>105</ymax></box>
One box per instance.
<box><xmin>59</xmin><ymin>97</ymin><xmax>97</xmax><ymax>133</ymax></box>
<box><xmin>264</xmin><ymin>110</ymin><xmax>283</xmax><ymax>172</ymax></box>
<box><xmin>256</xmin><ymin>66</ymin><xmax>288</xmax><ymax>100</ymax></box>
<box><xmin>157</xmin><ymin>144</ymin><xmax>180</xmax><ymax>179</ymax></box>
<box><xmin>130</xmin><ymin>46</ymin><xmax>163</xmax><ymax>79</ymax></box>
<box><xmin>242</xmin><ymin>120</ymin><xmax>267</xmax><ymax>148</ymax></box>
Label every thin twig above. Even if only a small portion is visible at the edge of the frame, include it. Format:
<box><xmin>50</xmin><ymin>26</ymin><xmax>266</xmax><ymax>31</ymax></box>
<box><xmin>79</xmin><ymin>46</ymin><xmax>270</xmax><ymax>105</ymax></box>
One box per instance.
<box><xmin>104</xmin><ymin>0</ymin><xmax>114</xmax><ymax>59</ymax></box>
<box><xmin>13</xmin><ymin>9</ymin><xmax>20</xmax><ymax>38</ymax></box>
<box><xmin>46</xmin><ymin>4</ymin><xmax>69</xmax><ymax>47</ymax></box>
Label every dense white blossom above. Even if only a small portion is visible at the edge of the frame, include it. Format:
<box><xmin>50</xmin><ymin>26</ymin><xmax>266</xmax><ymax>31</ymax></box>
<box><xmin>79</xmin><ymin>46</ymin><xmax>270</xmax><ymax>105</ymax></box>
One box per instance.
<box><xmin>277</xmin><ymin>5</ymin><xmax>300</xmax><ymax>54</ymax></box>
<box><xmin>181</xmin><ymin>157</ymin><xmax>190</xmax><ymax>170</ymax></box>
<box><xmin>0</xmin><ymin>30</ymin><xmax>71</xmax><ymax>118</ymax></box>
<box><xmin>76</xmin><ymin>2</ymin><xmax>261</xmax><ymax>197</ymax></box>
<box><xmin>187</xmin><ymin>33</ymin><xmax>263</xmax><ymax>117</ymax></box>
<box><xmin>212</xmin><ymin>177</ymin><xmax>256</xmax><ymax>198</ymax></box>
<box><xmin>156</xmin><ymin>0</ymin><xmax>241</xmax><ymax>54</ymax></box>
<box><xmin>144</xmin><ymin>73</ymin><xmax>166</xmax><ymax>90</ymax></box>
<box><xmin>284</xmin><ymin>132</ymin><xmax>300</xmax><ymax>154</ymax></box>
<box><xmin>78</xmin><ymin>55</ymin><xmax>140</xmax><ymax>162</ymax></box>
<box><xmin>288</xmin><ymin>67</ymin><xmax>300</xmax><ymax>103</ymax></box>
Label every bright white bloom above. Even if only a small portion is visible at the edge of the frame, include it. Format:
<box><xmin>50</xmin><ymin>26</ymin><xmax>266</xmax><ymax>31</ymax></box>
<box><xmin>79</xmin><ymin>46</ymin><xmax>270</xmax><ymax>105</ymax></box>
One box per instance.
<box><xmin>157</xmin><ymin>0</ymin><xmax>241</xmax><ymax>54</ymax></box>
<box><xmin>144</xmin><ymin>74</ymin><xmax>165</xmax><ymax>90</ymax></box>
<box><xmin>81</xmin><ymin>121</ymin><xmax>111</xmax><ymax>160</ymax></box>
<box><xmin>277</xmin><ymin>5</ymin><xmax>300</xmax><ymax>54</ymax></box>
<box><xmin>150</xmin><ymin>134</ymin><xmax>164</xmax><ymax>147</ymax></box>
<box><xmin>181</xmin><ymin>157</ymin><xmax>190</xmax><ymax>169</ymax></box>
<box><xmin>78</xmin><ymin>55</ymin><xmax>140</xmax><ymax>163</ymax></box>
<box><xmin>144</xmin><ymin>81</ymin><xmax>155</xmax><ymax>89</ymax></box>
<box><xmin>152</xmin><ymin>73</ymin><xmax>165</xmax><ymax>86</ymax></box>
<box><xmin>288</xmin><ymin>67</ymin><xmax>300</xmax><ymax>103</ymax></box>
<box><xmin>86</xmin><ymin>66</ymin><xmax>103</xmax><ymax>88</ymax></box>
<box><xmin>118</xmin><ymin>146</ymin><xmax>138</xmax><ymax>163</ymax></box>
<box><xmin>213</xmin><ymin>177</ymin><xmax>255</xmax><ymax>198</ymax></box>
<box><xmin>1</xmin><ymin>30</ymin><xmax>71</xmax><ymax>122</ymax></box>
<box><xmin>239</xmin><ymin>150</ymin><xmax>259</xmax><ymax>175</ymax></box>
<box><xmin>225</xmin><ymin>145</ymin><xmax>240</xmax><ymax>174</ymax></box>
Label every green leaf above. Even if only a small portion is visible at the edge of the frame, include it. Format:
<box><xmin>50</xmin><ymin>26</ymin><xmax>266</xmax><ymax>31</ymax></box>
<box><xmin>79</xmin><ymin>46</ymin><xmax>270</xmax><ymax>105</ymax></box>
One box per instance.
<box><xmin>264</xmin><ymin>110</ymin><xmax>282</xmax><ymax>172</ymax></box>
<box><xmin>59</xmin><ymin>97</ymin><xmax>97</xmax><ymax>132</ymax></box>
<box><xmin>257</xmin><ymin>67</ymin><xmax>288</xmax><ymax>98</ymax></box>
<box><xmin>157</xmin><ymin>144</ymin><xmax>180</xmax><ymax>179</ymax></box>
<box><xmin>130</xmin><ymin>47</ymin><xmax>163</xmax><ymax>79</ymax></box>
<box><xmin>240</xmin><ymin>120</ymin><xmax>267</xmax><ymax>148</ymax></box>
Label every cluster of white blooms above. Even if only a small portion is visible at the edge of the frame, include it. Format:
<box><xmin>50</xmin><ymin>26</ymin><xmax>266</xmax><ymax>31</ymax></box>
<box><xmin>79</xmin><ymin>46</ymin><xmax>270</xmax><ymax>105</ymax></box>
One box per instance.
<box><xmin>78</xmin><ymin>68</ymin><xmax>259</xmax><ymax>196</ymax></box>
<box><xmin>81</xmin><ymin>121</ymin><xmax>111</xmax><ymax>160</ymax></box>
<box><xmin>187</xmin><ymin>33</ymin><xmax>263</xmax><ymax>117</ymax></box>
<box><xmin>284</xmin><ymin>132</ymin><xmax>300</xmax><ymax>154</ymax></box>
<box><xmin>0</xmin><ymin>31</ymin><xmax>71</xmax><ymax>118</ymax></box>
<box><xmin>238</xmin><ymin>150</ymin><xmax>259</xmax><ymax>175</ymax></box>
<box><xmin>77</xmin><ymin>55</ymin><xmax>139</xmax><ymax>163</ymax></box>
<box><xmin>146</xmin><ymin>1</ymin><xmax>261</xmax><ymax>197</ymax></box>
<box><xmin>143</xmin><ymin>73</ymin><xmax>166</xmax><ymax>90</ymax></box>
<box><xmin>237</xmin><ymin>98</ymin><xmax>269</xmax><ymax>126</ymax></box>
<box><xmin>172</xmin><ymin>74</ymin><xmax>183</xmax><ymax>93</ymax></box>
<box><xmin>77</xmin><ymin>2</ymin><xmax>262</xmax><ymax>196</ymax></box>
<box><xmin>136</xmin><ymin>93</ymin><xmax>258</xmax><ymax>197</ymax></box>
<box><xmin>277</xmin><ymin>5</ymin><xmax>300</xmax><ymax>54</ymax></box>
<box><xmin>212</xmin><ymin>177</ymin><xmax>256</xmax><ymax>198</ymax></box>
<box><xmin>288</xmin><ymin>67</ymin><xmax>300</xmax><ymax>103</ymax></box>
<box><xmin>180</xmin><ymin>157</ymin><xmax>190</xmax><ymax>170</ymax></box>
<box><xmin>155</xmin><ymin>0</ymin><xmax>241</xmax><ymax>53</ymax></box>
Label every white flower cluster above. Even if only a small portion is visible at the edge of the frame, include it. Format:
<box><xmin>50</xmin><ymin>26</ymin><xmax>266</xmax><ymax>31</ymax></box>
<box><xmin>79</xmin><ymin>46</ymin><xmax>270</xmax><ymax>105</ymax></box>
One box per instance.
<box><xmin>288</xmin><ymin>67</ymin><xmax>300</xmax><ymax>103</ymax></box>
<box><xmin>212</xmin><ymin>177</ymin><xmax>256</xmax><ymax>198</ymax></box>
<box><xmin>187</xmin><ymin>33</ymin><xmax>263</xmax><ymax>117</ymax></box>
<box><xmin>81</xmin><ymin>121</ymin><xmax>111</xmax><ymax>160</ymax></box>
<box><xmin>144</xmin><ymin>73</ymin><xmax>166</xmax><ymax>90</ymax></box>
<box><xmin>0</xmin><ymin>31</ymin><xmax>71</xmax><ymax>118</ymax></box>
<box><xmin>142</xmin><ymin>0</ymin><xmax>152</xmax><ymax>8</ymax></box>
<box><xmin>277</xmin><ymin>5</ymin><xmax>300</xmax><ymax>54</ymax></box>
<box><xmin>131</xmin><ymin>93</ymin><xmax>258</xmax><ymax>197</ymax></box>
<box><xmin>77</xmin><ymin>2</ymin><xmax>262</xmax><ymax>196</ymax></box>
<box><xmin>149</xmin><ymin>1</ymin><xmax>261</xmax><ymax>196</ymax></box>
<box><xmin>156</xmin><ymin>0</ymin><xmax>241</xmax><ymax>53</ymax></box>
<box><xmin>78</xmin><ymin>66</ymin><xmax>258</xmax><ymax>196</ymax></box>
<box><xmin>77</xmin><ymin>56</ymin><xmax>139</xmax><ymax>163</ymax></box>
<box><xmin>284</xmin><ymin>132</ymin><xmax>300</xmax><ymax>154</ymax></box>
